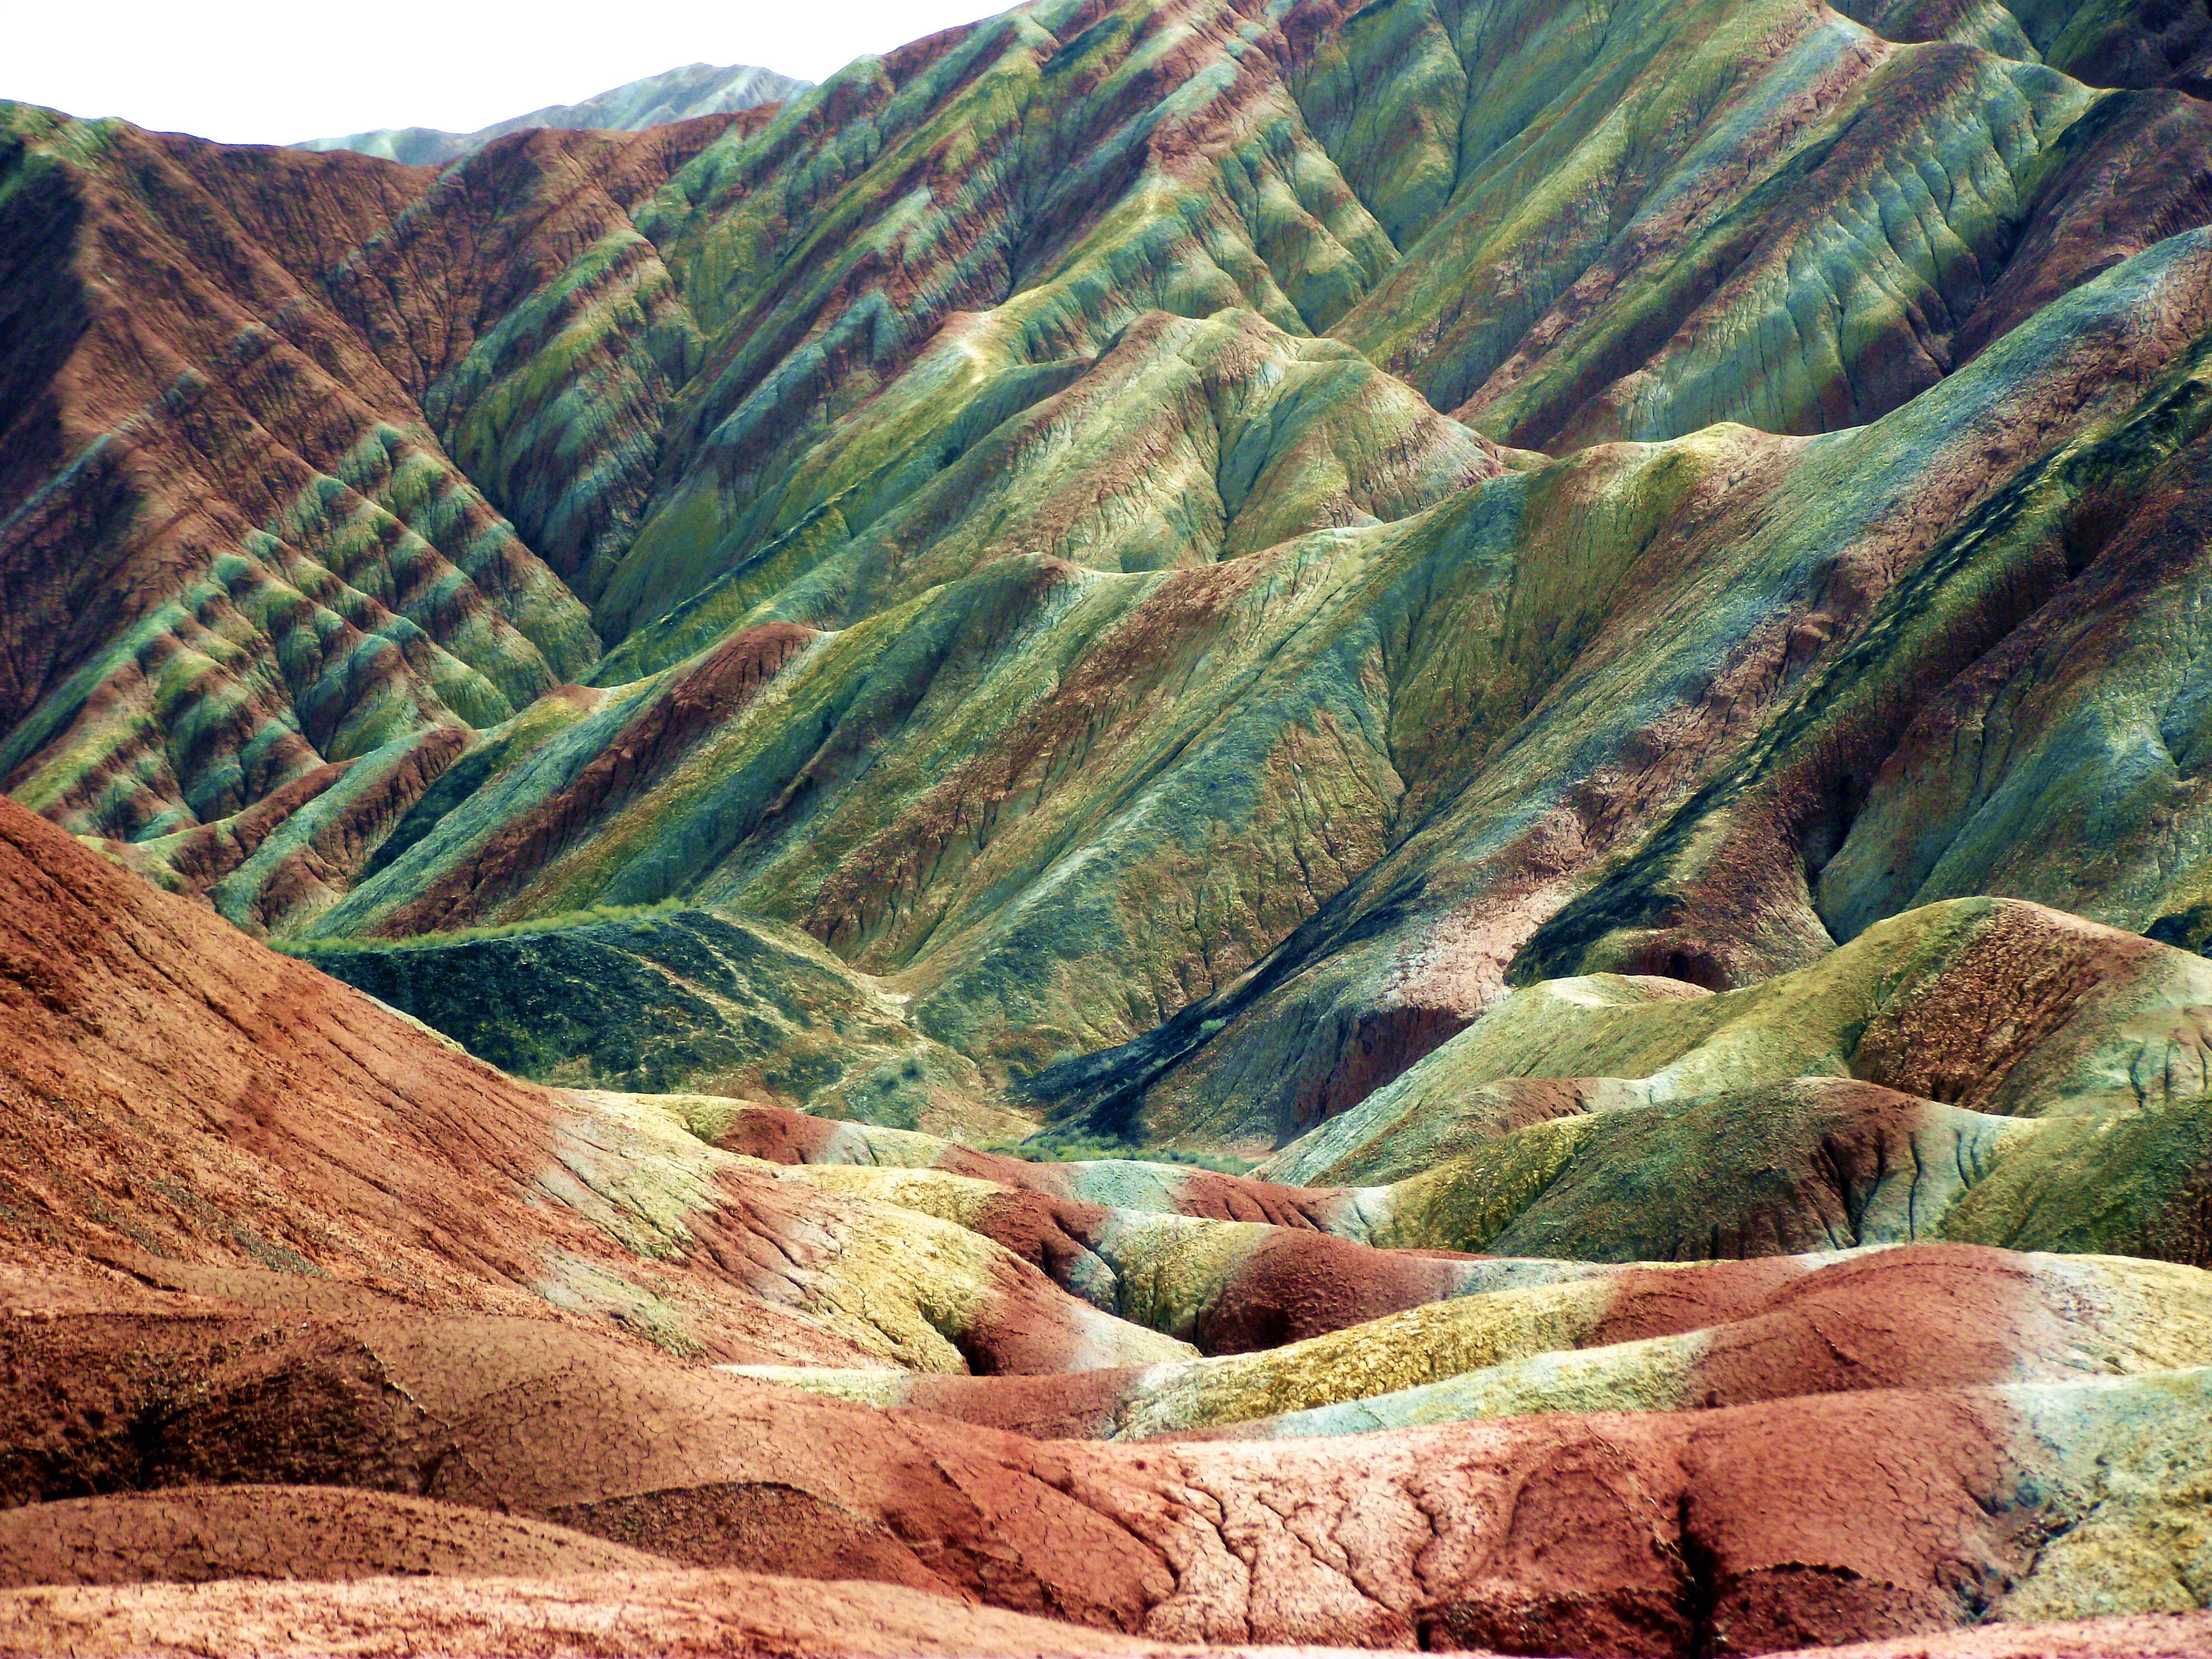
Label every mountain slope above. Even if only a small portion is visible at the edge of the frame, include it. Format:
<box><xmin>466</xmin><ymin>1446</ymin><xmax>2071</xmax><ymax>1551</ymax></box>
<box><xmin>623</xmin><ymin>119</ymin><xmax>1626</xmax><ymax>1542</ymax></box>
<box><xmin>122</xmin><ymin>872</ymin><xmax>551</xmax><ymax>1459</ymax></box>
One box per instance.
<box><xmin>13</xmin><ymin>0</ymin><xmax>2212</xmax><ymax>1150</ymax></box>
<box><xmin>12</xmin><ymin>0</ymin><xmax>2212</xmax><ymax>1609</ymax></box>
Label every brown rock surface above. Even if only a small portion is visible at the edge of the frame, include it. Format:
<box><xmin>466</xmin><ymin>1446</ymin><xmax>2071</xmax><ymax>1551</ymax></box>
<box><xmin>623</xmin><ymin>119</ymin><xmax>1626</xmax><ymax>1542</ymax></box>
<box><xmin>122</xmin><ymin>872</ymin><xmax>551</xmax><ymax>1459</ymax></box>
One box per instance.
<box><xmin>0</xmin><ymin>1287</ymin><xmax>2109</xmax><ymax>1653</ymax></box>
<box><xmin>0</xmin><ymin>1485</ymin><xmax>672</xmax><ymax>1588</ymax></box>
<box><xmin>0</xmin><ymin>1567</ymin><xmax>1192</xmax><ymax>1658</ymax></box>
<box><xmin>0</xmin><ymin>789</ymin><xmax>1176</xmax><ymax>1374</ymax></box>
<box><xmin>3</xmin><ymin>1569</ymin><xmax>2204</xmax><ymax>1659</ymax></box>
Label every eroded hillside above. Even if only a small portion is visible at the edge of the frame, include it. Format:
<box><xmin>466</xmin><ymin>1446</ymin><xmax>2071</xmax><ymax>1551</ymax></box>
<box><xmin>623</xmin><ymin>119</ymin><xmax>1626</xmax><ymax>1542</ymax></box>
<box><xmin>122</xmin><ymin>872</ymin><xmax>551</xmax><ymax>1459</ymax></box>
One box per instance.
<box><xmin>12</xmin><ymin>0</ymin><xmax>2212</xmax><ymax>1155</ymax></box>
<box><xmin>8</xmin><ymin>6</ymin><xmax>2212</xmax><ymax>1647</ymax></box>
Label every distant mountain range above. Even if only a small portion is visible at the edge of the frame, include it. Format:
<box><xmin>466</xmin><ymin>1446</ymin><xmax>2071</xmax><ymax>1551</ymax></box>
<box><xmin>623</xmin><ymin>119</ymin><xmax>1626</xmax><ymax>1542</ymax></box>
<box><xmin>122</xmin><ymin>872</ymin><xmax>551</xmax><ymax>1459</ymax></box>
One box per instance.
<box><xmin>294</xmin><ymin>60</ymin><xmax>808</xmax><ymax>164</ymax></box>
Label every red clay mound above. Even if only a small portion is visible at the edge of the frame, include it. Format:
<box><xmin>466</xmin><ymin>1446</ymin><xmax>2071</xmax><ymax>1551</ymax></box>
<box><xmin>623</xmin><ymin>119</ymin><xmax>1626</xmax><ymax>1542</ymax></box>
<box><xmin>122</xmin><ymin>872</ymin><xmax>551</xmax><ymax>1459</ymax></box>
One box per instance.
<box><xmin>1665</xmin><ymin>1246</ymin><xmax>2074</xmax><ymax>1406</ymax></box>
<box><xmin>0</xmin><ymin>1283</ymin><xmax>2092</xmax><ymax>1654</ymax></box>
<box><xmin>723</xmin><ymin>1104</ymin><xmax>1588</xmax><ymax>1351</ymax></box>
<box><xmin>0</xmin><ymin>1567</ymin><xmax>1193</xmax><ymax>1658</ymax></box>
<box><xmin>2</xmin><ymin>1307</ymin><xmax>1173</xmax><ymax>1621</ymax></box>
<box><xmin>0</xmin><ymin>1486</ymin><xmax>671</xmax><ymax>1588</ymax></box>
<box><xmin>1183</xmin><ymin>1229</ymin><xmax>1492</xmax><ymax>1352</ymax></box>
<box><xmin>0</xmin><ymin>795</ymin><xmax>1169</xmax><ymax>1373</ymax></box>
<box><xmin>716</xmin><ymin>1102</ymin><xmax>1356</xmax><ymax>1228</ymax></box>
<box><xmin>1584</xmin><ymin>1244</ymin><xmax>2067</xmax><ymax>1399</ymax></box>
<box><xmin>822</xmin><ymin>1241</ymin><xmax>2165</xmax><ymax>1447</ymax></box>
<box><xmin>836</xmin><ymin>1175</ymin><xmax>1488</xmax><ymax>1352</ymax></box>
<box><xmin>0</xmin><ymin>790</ymin><xmax>748</xmax><ymax>1326</ymax></box>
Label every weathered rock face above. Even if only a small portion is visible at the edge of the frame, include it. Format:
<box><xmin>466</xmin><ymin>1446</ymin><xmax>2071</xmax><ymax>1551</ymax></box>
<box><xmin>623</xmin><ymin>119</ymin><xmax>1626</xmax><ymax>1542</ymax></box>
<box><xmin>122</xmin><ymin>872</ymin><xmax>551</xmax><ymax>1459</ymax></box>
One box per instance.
<box><xmin>0</xmin><ymin>106</ymin><xmax>738</xmax><ymax>938</ymax></box>
<box><xmin>14</xmin><ymin>3</ymin><xmax>2212</xmax><ymax>1648</ymax></box>
<box><xmin>0</xmin><ymin>795</ymin><xmax>1185</xmax><ymax>1374</ymax></box>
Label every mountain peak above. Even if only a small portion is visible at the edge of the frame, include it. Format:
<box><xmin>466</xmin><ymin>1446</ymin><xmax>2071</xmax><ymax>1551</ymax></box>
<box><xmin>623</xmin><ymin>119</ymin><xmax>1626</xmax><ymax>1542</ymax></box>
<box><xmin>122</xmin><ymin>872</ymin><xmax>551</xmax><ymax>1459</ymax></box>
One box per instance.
<box><xmin>294</xmin><ymin>60</ymin><xmax>808</xmax><ymax>165</ymax></box>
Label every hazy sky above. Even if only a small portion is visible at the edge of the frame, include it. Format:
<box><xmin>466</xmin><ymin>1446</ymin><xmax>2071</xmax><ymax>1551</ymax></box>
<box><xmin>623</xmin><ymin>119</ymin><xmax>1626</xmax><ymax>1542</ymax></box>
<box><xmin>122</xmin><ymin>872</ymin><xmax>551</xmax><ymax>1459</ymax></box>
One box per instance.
<box><xmin>9</xmin><ymin>1</ymin><xmax>1003</xmax><ymax>145</ymax></box>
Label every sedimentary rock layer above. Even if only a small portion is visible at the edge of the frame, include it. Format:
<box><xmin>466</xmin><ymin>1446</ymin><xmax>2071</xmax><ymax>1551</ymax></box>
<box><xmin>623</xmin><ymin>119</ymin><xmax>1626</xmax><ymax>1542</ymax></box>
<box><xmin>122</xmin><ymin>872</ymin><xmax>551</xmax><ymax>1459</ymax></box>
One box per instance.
<box><xmin>0</xmin><ymin>789</ymin><xmax>2207</xmax><ymax>1654</ymax></box>
<box><xmin>12</xmin><ymin>1</ymin><xmax>2212</xmax><ymax>1123</ymax></box>
<box><xmin>11</xmin><ymin>4</ymin><xmax>2212</xmax><ymax>1652</ymax></box>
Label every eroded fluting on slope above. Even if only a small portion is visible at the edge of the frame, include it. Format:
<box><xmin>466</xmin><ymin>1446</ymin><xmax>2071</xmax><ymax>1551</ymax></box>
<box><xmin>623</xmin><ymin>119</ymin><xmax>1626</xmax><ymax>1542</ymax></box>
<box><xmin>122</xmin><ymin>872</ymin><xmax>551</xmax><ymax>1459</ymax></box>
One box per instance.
<box><xmin>0</xmin><ymin>111</ymin><xmax>752</xmax><ymax>932</ymax></box>
<box><xmin>18</xmin><ymin>0</ymin><xmax>2212</xmax><ymax>1099</ymax></box>
<box><xmin>1030</xmin><ymin>227</ymin><xmax>2212</xmax><ymax>1149</ymax></box>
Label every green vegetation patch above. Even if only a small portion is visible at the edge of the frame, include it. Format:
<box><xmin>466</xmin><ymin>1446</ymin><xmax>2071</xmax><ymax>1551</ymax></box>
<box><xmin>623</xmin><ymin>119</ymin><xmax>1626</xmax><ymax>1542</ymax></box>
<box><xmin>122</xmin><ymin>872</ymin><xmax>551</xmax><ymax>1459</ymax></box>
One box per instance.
<box><xmin>289</xmin><ymin>906</ymin><xmax>999</xmax><ymax>1137</ymax></box>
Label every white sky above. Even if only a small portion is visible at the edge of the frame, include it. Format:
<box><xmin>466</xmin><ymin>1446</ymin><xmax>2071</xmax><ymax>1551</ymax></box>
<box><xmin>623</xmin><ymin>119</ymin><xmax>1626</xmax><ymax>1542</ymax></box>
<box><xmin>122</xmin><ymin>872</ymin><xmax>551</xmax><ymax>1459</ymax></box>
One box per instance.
<box><xmin>8</xmin><ymin>1</ymin><xmax>1005</xmax><ymax>145</ymax></box>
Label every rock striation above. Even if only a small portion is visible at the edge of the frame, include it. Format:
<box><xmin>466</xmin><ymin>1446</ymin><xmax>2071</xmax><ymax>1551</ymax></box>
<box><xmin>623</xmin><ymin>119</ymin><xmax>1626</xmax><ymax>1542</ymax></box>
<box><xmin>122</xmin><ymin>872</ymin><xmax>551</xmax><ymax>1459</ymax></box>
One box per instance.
<box><xmin>11</xmin><ymin>0</ymin><xmax>2212</xmax><ymax>1651</ymax></box>
<box><xmin>0</xmin><ymin>799</ymin><xmax>2206</xmax><ymax>1652</ymax></box>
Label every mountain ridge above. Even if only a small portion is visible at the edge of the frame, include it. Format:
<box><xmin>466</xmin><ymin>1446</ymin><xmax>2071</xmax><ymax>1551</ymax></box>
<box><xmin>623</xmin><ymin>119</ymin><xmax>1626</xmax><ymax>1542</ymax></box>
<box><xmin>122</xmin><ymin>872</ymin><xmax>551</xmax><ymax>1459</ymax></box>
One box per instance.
<box><xmin>12</xmin><ymin>0</ymin><xmax>2212</xmax><ymax>1142</ymax></box>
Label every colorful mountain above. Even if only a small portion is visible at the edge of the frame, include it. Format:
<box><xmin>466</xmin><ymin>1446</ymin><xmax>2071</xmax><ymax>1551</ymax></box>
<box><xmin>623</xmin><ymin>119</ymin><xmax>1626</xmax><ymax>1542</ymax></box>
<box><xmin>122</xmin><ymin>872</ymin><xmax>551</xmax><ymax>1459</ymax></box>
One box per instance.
<box><xmin>8</xmin><ymin>0</ymin><xmax>2212</xmax><ymax>1651</ymax></box>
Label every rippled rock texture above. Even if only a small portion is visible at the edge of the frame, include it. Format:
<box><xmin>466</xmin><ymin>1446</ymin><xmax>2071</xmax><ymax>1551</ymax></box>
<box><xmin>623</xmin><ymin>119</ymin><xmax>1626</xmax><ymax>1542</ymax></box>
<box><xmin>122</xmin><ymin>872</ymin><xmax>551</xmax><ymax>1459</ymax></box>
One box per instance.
<box><xmin>11</xmin><ymin>0</ymin><xmax>2212</xmax><ymax>1651</ymax></box>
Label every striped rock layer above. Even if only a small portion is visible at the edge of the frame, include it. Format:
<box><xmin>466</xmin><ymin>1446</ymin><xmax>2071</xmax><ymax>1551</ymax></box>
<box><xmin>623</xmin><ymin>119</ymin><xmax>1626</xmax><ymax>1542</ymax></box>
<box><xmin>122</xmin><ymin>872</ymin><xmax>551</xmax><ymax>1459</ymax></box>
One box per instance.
<box><xmin>11</xmin><ymin>0</ymin><xmax>2212</xmax><ymax>1652</ymax></box>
